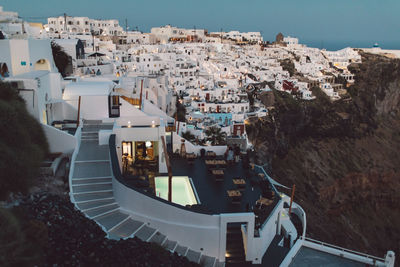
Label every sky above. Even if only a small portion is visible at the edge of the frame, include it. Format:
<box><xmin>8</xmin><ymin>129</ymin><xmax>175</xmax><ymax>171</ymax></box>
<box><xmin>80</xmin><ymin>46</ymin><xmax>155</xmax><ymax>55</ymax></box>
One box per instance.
<box><xmin>1</xmin><ymin>0</ymin><xmax>399</xmax><ymax>50</ymax></box>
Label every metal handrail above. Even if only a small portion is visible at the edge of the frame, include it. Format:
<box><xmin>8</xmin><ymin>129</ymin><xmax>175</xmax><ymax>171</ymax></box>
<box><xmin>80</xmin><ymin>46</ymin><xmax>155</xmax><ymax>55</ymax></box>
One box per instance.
<box><xmin>303</xmin><ymin>236</ymin><xmax>385</xmax><ymax>262</ymax></box>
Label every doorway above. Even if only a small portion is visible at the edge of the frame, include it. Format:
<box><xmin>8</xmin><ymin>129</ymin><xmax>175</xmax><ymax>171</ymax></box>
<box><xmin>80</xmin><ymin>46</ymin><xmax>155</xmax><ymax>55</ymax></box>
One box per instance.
<box><xmin>226</xmin><ymin>222</ymin><xmax>247</xmax><ymax>264</ymax></box>
<box><xmin>108</xmin><ymin>95</ymin><xmax>120</xmax><ymax>118</ymax></box>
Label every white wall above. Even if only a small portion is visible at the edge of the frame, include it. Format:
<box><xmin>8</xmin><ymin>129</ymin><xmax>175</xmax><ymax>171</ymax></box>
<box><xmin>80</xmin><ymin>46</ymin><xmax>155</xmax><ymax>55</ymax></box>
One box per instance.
<box><xmin>116</xmin><ymin>116</ymin><xmax>160</xmax><ymax>127</ymax></box>
<box><xmin>99</xmin><ymin>129</ymin><xmax>113</xmax><ymax>145</ymax></box>
<box><xmin>18</xmin><ymin>87</ymin><xmax>38</xmax><ymax>121</ymax></box>
<box><xmin>64</xmin><ymin>95</ymin><xmax>109</xmax><ymax>120</ymax></box>
<box><xmin>62</xmin><ymin>100</ymin><xmax>78</xmax><ymax>120</ymax></box>
<box><xmin>9</xmin><ymin>40</ymin><xmax>30</xmax><ymax>76</ymax></box>
<box><xmin>119</xmin><ymin>98</ymin><xmax>147</xmax><ymax>117</ymax></box>
<box><xmin>42</xmin><ymin>123</ymin><xmax>77</xmax><ymax>154</ymax></box>
<box><xmin>0</xmin><ymin>40</ymin><xmax>12</xmax><ymax>74</ymax></box>
<box><xmin>142</xmin><ymin>99</ymin><xmax>174</xmax><ymax>122</ymax></box>
<box><xmin>114</xmin><ymin>178</ymin><xmax>222</xmax><ymax>257</ymax></box>
<box><xmin>250</xmin><ymin>200</ymin><xmax>284</xmax><ymax>264</ymax></box>
<box><xmin>28</xmin><ymin>39</ymin><xmax>57</xmax><ymax>72</ymax></box>
<box><xmin>113</xmin><ymin>173</ymin><xmax>256</xmax><ymax>262</ymax></box>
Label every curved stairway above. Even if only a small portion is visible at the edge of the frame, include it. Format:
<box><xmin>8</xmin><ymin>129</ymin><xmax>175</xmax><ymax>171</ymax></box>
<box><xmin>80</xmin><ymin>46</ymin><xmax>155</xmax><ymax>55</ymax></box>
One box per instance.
<box><xmin>70</xmin><ymin>121</ymin><xmax>223</xmax><ymax>267</ymax></box>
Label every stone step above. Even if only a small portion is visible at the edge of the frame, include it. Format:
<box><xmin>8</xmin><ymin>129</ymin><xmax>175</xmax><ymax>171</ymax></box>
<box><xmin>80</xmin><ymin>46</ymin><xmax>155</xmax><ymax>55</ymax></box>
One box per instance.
<box><xmin>81</xmin><ymin>135</ymin><xmax>99</xmax><ymax>139</ymax></box>
<box><xmin>82</xmin><ymin>124</ymin><xmax>113</xmax><ymax>132</ymax></box>
<box><xmin>76</xmin><ymin>198</ymin><xmax>116</xmax><ymax>210</ymax></box>
<box><xmin>200</xmin><ymin>255</ymin><xmax>217</xmax><ymax>267</ymax></box>
<box><xmin>135</xmin><ymin>225</ymin><xmax>157</xmax><ymax>242</ymax></box>
<box><xmin>79</xmin><ymin>139</ymin><xmax>100</xmax><ymax>143</ymax></box>
<box><xmin>215</xmin><ymin>260</ymin><xmax>225</xmax><ymax>267</ymax></box>
<box><xmin>85</xmin><ymin>203</ymin><xmax>119</xmax><ymax>218</ymax></box>
<box><xmin>83</xmin><ymin>119</ymin><xmax>103</xmax><ymax>125</ymax></box>
<box><xmin>94</xmin><ymin>210</ymin><xmax>129</xmax><ymax>231</ymax></box>
<box><xmin>72</xmin><ymin>161</ymin><xmax>111</xmax><ymax>178</ymax></box>
<box><xmin>149</xmin><ymin>231</ymin><xmax>167</xmax><ymax>246</ymax></box>
<box><xmin>73</xmin><ymin>191</ymin><xmax>114</xmax><ymax>202</ymax></box>
<box><xmin>175</xmin><ymin>244</ymin><xmax>189</xmax><ymax>256</ymax></box>
<box><xmin>74</xmin><ymin>159</ymin><xmax>110</xmax><ymax>163</ymax></box>
<box><xmin>162</xmin><ymin>239</ymin><xmax>178</xmax><ymax>252</ymax></box>
<box><xmin>81</xmin><ymin>138</ymin><xmax>99</xmax><ymax>143</ymax></box>
<box><xmin>81</xmin><ymin>132</ymin><xmax>99</xmax><ymax>137</ymax></box>
<box><xmin>81</xmin><ymin>135</ymin><xmax>99</xmax><ymax>138</ymax></box>
<box><xmin>72</xmin><ymin>183</ymin><xmax>112</xmax><ymax>193</ymax></box>
<box><xmin>109</xmin><ymin>218</ymin><xmax>145</xmax><ymax>239</ymax></box>
<box><xmin>76</xmin><ymin>143</ymin><xmax>109</xmax><ymax>161</ymax></box>
<box><xmin>186</xmin><ymin>249</ymin><xmax>202</xmax><ymax>264</ymax></box>
<box><xmin>72</xmin><ymin>177</ymin><xmax>112</xmax><ymax>185</ymax></box>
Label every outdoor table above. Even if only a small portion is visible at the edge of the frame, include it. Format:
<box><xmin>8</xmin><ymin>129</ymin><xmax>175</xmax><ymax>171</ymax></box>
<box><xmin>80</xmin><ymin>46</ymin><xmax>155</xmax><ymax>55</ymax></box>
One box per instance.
<box><xmin>227</xmin><ymin>190</ymin><xmax>242</xmax><ymax>203</ymax></box>
<box><xmin>205</xmin><ymin>160</ymin><xmax>216</xmax><ymax>168</ymax></box>
<box><xmin>186</xmin><ymin>153</ymin><xmax>196</xmax><ymax>159</ymax></box>
<box><xmin>212</xmin><ymin>169</ymin><xmax>224</xmax><ymax>181</ymax></box>
<box><xmin>232</xmin><ymin>178</ymin><xmax>246</xmax><ymax>190</ymax></box>
<box><xmin>206</xmin><ymin>151</ymin><xmax>216</xmax><ymax>158</ymax></box>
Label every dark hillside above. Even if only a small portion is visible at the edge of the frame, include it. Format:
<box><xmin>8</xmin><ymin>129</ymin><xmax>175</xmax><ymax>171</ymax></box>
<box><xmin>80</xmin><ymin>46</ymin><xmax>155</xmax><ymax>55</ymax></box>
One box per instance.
<box><xmin>247</xmin><ymin>52</ymin><xmax>400</xmax><ymax>258</ymax></box>
<box><xmin>0</xmin><ymin>82</ymin><xmax>48</xmax><ymax>199</ymax></box>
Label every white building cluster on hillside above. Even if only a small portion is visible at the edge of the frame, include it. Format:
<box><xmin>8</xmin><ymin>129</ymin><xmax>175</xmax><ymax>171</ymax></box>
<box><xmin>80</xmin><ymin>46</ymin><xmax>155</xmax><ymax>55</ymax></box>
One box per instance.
<box><xmin>46</xmin><ymin>16</ymin><xmax>124</xmax><ymax>36</ymax></box>
<box><xmin>0</xmin><ymin>5</ymin><xmax>396</xmax><ymax>267</ymax></box>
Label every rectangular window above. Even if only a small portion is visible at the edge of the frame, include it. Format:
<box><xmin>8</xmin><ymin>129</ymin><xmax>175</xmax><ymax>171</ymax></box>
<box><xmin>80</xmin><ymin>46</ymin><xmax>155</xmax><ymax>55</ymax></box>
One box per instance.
<box><xmin>112</xmin><ymin>95</ymin><xmax>119</xmax><ymax>106</ymax></box>
<box><xmin>122</xmin><ymin>141</ymin><xmax>132</xmax><ymax>157</ymax></box>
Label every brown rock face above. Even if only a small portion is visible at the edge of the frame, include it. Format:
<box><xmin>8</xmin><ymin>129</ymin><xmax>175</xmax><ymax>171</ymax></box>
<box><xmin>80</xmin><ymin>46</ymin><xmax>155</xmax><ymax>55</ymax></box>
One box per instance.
<box><xmin>247</xmin><ymin>53</ymin><xmax>400</xmax><ymax>258</ymax></box>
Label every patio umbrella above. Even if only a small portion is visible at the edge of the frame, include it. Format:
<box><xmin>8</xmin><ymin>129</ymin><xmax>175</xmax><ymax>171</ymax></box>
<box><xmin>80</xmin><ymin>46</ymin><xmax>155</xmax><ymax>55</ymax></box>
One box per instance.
<box><xmin>88</xmin><ymin>52</ymin><xmax>106</xmax><ymax>58</ymax></box>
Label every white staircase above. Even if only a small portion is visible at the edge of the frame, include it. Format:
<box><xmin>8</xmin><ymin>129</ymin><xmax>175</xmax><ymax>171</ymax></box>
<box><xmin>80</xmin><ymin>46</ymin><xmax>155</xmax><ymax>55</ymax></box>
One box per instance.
<box><xmin>70</xmin><ymin>121</ymin><xmax>221</xmax><ymax>266</ymax></box>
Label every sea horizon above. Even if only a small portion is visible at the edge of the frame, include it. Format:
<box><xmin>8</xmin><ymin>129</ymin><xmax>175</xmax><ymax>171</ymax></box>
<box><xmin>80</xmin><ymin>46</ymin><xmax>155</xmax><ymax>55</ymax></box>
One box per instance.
<box><xmin>297</xmin><ymin>39</ymin><xmax>400</xmax><ymax>51</ymax></box>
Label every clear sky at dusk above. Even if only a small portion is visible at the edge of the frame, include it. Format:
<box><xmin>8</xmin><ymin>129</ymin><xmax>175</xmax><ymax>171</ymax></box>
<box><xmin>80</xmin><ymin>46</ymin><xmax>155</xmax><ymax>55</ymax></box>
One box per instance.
<box><xmin>1</xmin><ymin>0</ymin><xmax>399</xmax><ymax>50</ymax></box>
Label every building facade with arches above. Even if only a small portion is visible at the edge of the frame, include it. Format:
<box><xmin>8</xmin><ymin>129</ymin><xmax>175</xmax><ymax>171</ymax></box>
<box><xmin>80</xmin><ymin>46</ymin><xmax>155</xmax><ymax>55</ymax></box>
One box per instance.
<box><xmin>0</xmin><ymin>38</ymin><xmax>57</xmax><ymax>76</ymax></box>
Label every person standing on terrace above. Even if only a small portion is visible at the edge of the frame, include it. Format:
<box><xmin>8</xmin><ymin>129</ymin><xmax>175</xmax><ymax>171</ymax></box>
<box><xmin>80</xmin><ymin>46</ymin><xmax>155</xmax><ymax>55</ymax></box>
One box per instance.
<box><xmin>227</xmin><ymin>146</ymin><xmax>234</xmax><ymax>164</ymax></box>
<box><xmin>234</xmin><ymin>145</ymin><xmax>241</xmax><ymax>163</ymax></box>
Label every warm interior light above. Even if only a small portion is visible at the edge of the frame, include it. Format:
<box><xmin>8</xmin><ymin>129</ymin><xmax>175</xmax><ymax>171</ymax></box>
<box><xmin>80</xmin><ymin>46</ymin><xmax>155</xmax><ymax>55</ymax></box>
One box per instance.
<box><xmin>145</xmin><ymin>141</ymin><xmax>152</xmax><ymax>147</ymax></box>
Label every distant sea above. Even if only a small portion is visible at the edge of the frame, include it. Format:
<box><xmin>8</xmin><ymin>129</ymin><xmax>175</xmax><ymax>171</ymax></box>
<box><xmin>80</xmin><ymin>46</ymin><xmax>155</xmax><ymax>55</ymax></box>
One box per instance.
<box><xmin>301</xmin><ymin>40</ymin><xmax>400</xmax><ymax>51</ymax></box>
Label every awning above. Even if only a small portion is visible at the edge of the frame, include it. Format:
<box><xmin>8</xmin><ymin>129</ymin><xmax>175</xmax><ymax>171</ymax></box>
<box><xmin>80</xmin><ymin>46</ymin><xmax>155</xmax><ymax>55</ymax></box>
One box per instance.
<box><xmin>88</xmin><ymin>52</ymin><xmax>106</xmax><ymax>58</ymax></box>
<box><xmin>63</xmin><ymin>81</ymin><xmax>114</xmax><ymax>98</ymax></box>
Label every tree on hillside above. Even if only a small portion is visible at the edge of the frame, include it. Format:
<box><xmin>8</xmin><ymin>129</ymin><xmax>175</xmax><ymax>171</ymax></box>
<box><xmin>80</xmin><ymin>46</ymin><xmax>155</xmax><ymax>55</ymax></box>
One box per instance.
<box><xmin>205</xmin><ymin>126</ymin><xmax>227</xmax><ymax>146</ymax></box>
<box><xmin>181</xmin><ymin>131</ymin><xmax>196</xmax><ymax>143</ymax></box>
<box><xmin>51</xmin><ymin>41</ymin><xmax>70</xmax><ymax>77</ymax></box>
<box><xmin>174</xmin><ymin>95</ymin><xmax>186</xmax><ymax>122</ymax></box>
<box><xmin>0</xmin><ymin>82</ymin><xmax>48</xmax><ymax>199</ymax></box>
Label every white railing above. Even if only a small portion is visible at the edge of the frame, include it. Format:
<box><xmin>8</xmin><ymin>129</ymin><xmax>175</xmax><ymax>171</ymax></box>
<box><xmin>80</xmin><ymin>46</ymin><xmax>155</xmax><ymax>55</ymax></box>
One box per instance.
<box><xmin>303</xmin><ymin>237</ymin><xmax>387</xmax><ymax>266</ymax></box>
<box><xmin>290</xmin><ymin>202</ymin><xmax>306</xmax><ymax>239</ymax></box>
<box><xmin>68</xmin><ymin>126</ymin><xmax>82</xmax><ymax>203</ymax></box>
<box><xmin>280</xmin><ymin>238</ymin><xmax>304</xmax><ymax>267</ymax></box>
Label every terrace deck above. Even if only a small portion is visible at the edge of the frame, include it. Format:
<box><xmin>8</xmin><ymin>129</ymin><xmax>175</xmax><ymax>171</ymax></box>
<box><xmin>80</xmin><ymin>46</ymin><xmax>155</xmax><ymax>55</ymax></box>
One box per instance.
<box><xmin>169</xmin><ymin>156</ymin><xmax>279</xmax><ymax>217</ymax></box>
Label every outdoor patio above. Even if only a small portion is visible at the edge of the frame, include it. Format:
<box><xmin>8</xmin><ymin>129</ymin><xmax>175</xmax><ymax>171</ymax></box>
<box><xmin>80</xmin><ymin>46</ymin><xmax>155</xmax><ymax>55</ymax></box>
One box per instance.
<box><xmin>169</xmin><ymin>155</ymin><xmax>280</xmax><ymax>224</ymax></box>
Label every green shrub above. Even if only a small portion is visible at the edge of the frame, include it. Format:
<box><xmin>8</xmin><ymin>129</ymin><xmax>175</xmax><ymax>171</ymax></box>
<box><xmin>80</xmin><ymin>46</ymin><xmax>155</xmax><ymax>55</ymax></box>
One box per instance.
<box><xmin>51</xmin><ymin>41</ymin><xmax>70</xmax><ymax>77</ymax></box>
<box><xmin>0</xmin><ymin>82</ymin><xmax>48</xmax><ymax>199</ymax></box>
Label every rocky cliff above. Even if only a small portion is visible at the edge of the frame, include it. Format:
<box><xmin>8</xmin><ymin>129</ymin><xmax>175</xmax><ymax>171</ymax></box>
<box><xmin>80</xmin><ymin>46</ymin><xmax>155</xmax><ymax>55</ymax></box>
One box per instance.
<box><xmin>247</xmin><ymin>52</ymin><xmax>400</xmax><ymax>258</ymax></box>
